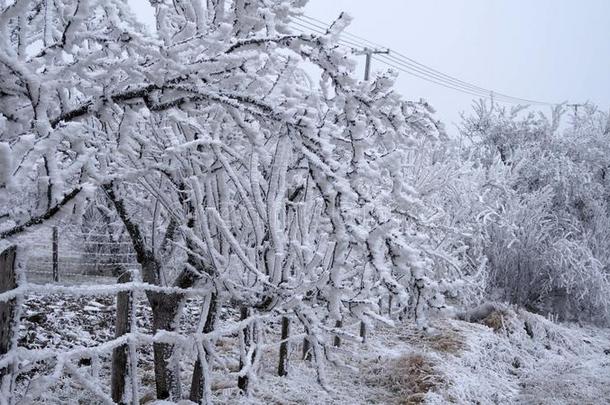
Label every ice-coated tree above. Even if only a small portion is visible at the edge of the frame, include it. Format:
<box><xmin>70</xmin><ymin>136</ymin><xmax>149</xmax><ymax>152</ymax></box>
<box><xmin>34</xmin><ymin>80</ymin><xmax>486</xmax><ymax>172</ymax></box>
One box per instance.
<box><xmin>1</xmin><ymin>0</ymin><xmax>462</xmax><ymax>402</ymax></box>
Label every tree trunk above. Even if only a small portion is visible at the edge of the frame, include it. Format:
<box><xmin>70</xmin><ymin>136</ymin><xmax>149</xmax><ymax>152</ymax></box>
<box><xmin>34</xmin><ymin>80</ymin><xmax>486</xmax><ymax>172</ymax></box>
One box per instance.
<box><xmin>105</xmin><ymin>184</ymin><xmax>182</xmax><ymax>400</ymax></box>
<box><xmin>189</xmin><ymin>292</ymin><xmax>218</xmax><ymax>404</ymax></box>
<box><xmin>105</xmin><ymin>182</ymin><xmax>212</xmax><ymax>401</ymax></box>
<box><xmin>302</xmin><ymin>337</ymin><xmax>312</xmax><ymax>361</ymax></box>
<box><xmin>277</xmin><ymin>316</ymin><xmax>290</xmax><ymax>376</ymax></box>
<box><xmin>111</xmin><ymin>271</ymin><xmax>132</xmax><ymax>404</ymax></box>
<box><xmin>0</xmin><ymin>245</ymin><xmax>17</xmax><ymax>383</ymax></box>
<box><xmin>237</xmin><ymin>306</ymin><xmax>255</xmax><ymax>394</ymax></box>
<box><xmin>149</xmin><ymin>292</ymin><xmax>183</xmax><ymax>400</ymax></box>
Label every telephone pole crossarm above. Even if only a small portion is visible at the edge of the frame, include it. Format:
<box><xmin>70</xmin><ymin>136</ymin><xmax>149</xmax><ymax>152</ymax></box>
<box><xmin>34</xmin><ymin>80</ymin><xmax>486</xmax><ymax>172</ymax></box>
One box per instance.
<box><xmin>352</xmin><ymin>47</ymin><xmax>390</xmax><ymax>81</ymax></box>
<box><xmin>567</xmin><ymin>103</ymin><xmax>585</xmax><ymax>114</ymax></box>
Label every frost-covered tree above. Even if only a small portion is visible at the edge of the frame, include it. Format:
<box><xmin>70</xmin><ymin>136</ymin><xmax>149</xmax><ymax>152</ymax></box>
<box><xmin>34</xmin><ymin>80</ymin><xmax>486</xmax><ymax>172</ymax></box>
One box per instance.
<box><xmin>1</xmin><ymin>0</ymin><xmax>473</xmax><ymax>402</ymax></box>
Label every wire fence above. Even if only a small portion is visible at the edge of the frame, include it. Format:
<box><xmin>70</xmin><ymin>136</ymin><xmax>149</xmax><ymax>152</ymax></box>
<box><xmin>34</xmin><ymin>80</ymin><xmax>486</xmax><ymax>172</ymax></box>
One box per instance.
<box><xmin>19</xmin><ymin>226</ymin><xmax>140</xmax><ymax>283</ymax></box>
<box><xmin>0</xmin><ymin>228</ymin><xmax>354</xmax><ymax>403</ymax></box>
<box><xmin>0</xmin><ymin>242</ymin><xmax>227</xmax><ymax>404</ymax></box>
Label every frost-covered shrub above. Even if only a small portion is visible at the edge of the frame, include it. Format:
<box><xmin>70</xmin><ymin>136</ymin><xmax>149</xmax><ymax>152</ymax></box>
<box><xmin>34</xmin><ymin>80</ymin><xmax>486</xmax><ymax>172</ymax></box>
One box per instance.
<box><xmin>461</xmin><ymin>102</ymin><xmax>610</xmax><ymax>324</ymax></box>
<box><xmin>483</xmin><ymin>187</ymin><xmax>609</xmax><ymax>323</ymax></box>
<box><xmin>386</xmin><ymin>133</ymin><xmax>494</xmax><ymax>321</ymax></box>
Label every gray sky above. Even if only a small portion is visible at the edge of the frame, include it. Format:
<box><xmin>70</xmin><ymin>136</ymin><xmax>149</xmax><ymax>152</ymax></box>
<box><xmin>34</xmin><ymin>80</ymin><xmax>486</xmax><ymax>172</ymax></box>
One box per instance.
<box><xmin>128</xmin><ymin>0</ymin><xmax>610</xmax><ymax>133</ymax></box>
<box><xmin>304</xmin><ymin>0</ymin><xmax>610</xmax><ymax>132</ymax></box>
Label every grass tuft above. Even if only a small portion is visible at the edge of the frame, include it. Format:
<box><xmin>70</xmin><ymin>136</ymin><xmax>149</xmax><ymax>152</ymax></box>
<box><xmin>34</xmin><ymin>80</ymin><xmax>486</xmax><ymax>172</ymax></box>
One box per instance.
<box><xmin>365</xmin><ymin>352</ymin><xmax>444</xmax><ymax>404</ymax></box>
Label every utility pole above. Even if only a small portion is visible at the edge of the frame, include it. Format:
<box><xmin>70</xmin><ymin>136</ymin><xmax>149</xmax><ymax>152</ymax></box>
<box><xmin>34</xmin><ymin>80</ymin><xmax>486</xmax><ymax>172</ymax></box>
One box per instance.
<box><xmin>567</xmin><ymin>103</ymin><xmax>585</xmax><ymax>115</ymax></box>
<box><xmin>353</xmin><ymin>47</ymin><xmax>390</xmax><ymax>345</ymax></box>
<box><xmin>353</xmin><ymin>47</ymin><xmax>390</xmax><ymax>81</ymax></box>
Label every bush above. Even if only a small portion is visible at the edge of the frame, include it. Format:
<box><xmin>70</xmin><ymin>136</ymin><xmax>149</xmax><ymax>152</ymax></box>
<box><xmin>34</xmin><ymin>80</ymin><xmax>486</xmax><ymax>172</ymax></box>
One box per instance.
<box><xmin>461</xmin><ymin>102</ymin><xmax>610</xmax><ymax>325</ymax></box>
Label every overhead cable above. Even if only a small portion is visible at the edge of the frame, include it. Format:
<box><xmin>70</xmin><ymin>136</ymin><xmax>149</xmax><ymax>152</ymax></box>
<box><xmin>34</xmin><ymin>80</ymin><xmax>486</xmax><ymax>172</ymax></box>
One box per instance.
<box><xmin>290</xmin><ymin>14</ymin><xmax>559</xmax><ymax>106</ymax></box>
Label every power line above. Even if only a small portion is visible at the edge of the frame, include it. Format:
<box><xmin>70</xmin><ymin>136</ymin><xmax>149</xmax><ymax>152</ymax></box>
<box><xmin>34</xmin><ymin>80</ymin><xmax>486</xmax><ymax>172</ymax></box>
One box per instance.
<box><xmin>290</xmin><ymin>17</ymin><xmax>499</xmax><ymax>100</ymax></box>
<box><xmin>298</xmin><ymin>15</ymin><xmax>386</xmax><ymax>51</ymax></box>
<box><xmin>294</xmin><ymin>16</ymin><xmax>533</xmax><ymax>103</ymax></box>
<box><xmin>372</xmin><ymin>54</ymin><xmax>499</xmax><ymax>99</ymax></box>
<box><xmin>377</xmin><ymin>53</ymin><xmax>501</xmax><ymax>99</ymax></box>
<box><xmin>375</xmin><ymin>53</ymin><xmax>551</xmax><ymax>105</ymax></box>
<box><xmin>291</xmin><ymin>16</ymin><xmax>553</xmax><ymax>105</ymax></box>
<box><xmin>290</xmin><ymin>14</ymin><xmax>560</xmax><ymax>106</ymax></box>
<box><xmin>290</xmin><ymin>19</ymin><xmax>364</xmax><ymax>49</ymax></box>
<box><xmin>290</xmin><ymin>18</ymin><xmax>504</xmax><ymax>100</ymax></box>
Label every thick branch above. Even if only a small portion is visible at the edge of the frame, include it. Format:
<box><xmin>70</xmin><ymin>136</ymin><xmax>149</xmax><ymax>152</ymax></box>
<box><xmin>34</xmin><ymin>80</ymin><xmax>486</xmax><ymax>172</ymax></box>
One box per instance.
<box><xmin>0</xmin><ymin>187</ymin><xmax>82</xmax><ymax>238</ymax></box>
<box><xmin>102</xmin><ymin>183</ymin><xmax>151</xmax><ymax>265</ymax></box>
<box><xmin>49</xmin><ymin>81</ymin><xmax>288</xmax><ymax>129</ymax></box>
<box><xmin>225</xmin><ymin>34</ymin><xmax>307</xmax><ymax>54</ymax></box>
<box><xmin>50</xmin><ymin>84</ymin><xmax>160</xmax><ymax>127</ymax></box>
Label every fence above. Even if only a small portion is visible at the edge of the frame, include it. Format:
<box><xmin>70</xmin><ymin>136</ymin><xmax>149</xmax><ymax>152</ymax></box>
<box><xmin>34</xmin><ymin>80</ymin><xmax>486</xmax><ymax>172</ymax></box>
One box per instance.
<box><xmin>20</xmin><ymin>226</ymin><xmax>139</xmax><ymax>283</ymax></box>
<box><xmin>0</xmin><ymin>237</ymin><xmax>342</xmax><ymax>404</ymax></box>
<box><xmin>0</xmin><ymin>243</ymin><xmax>221</xmax><ymax>404</ymax></box>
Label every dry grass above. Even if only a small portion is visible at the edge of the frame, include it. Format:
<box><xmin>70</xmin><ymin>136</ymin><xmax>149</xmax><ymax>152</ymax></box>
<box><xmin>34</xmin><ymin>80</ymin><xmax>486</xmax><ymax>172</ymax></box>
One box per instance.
<box><xmin>365</xmin><ymin>353</ymin><xmax>444</xmax><ymax>404</ymax></box>
<box><xmin>481</xmin><ymin>310</ymin><xmax>509</xmax><ymax>332</ymax></box>
<box><xmin>398</xmin><ymin>327</ymin><xmax>465</xmax><ymax>355</ymax></box>
<box><xmin>422</xmin><ymin>330</ymin><xmax>464</xmax><ymax>355</ymax></box>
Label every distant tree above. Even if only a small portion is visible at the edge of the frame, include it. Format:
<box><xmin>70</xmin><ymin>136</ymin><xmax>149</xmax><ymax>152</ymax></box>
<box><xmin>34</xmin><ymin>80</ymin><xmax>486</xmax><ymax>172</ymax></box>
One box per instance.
<box><xmin>461</xmin><ymin>101</ymin><xmax>610</xmax><ymax>324</ymax></box>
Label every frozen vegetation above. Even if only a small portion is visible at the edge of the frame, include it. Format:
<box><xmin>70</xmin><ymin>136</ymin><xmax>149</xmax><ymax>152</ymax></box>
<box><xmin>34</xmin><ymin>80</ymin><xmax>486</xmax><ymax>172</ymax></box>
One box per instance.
<box><xmin>0</xmin><ymin>0</ymin><xmax>608</xmax><ymax>404</ymax></box>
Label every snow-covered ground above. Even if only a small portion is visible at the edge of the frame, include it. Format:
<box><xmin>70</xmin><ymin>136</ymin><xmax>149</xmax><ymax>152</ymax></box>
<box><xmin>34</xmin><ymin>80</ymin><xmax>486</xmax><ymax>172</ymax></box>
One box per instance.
<box><xmin>241</xmin><ymin>307</ymin><xmax>610</xmax><ymax>405</ymax></box>
<box><xmin>18</xmin><ymin>295</ymin><xmax>610</xmax><ymax>404</ymax></box>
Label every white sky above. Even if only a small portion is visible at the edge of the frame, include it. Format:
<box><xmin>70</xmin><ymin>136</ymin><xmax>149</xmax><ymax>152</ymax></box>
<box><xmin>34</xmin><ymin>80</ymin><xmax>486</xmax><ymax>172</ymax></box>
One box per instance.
<box><xmin>128</xmin><ymin>0</ymin><xmax>610</xmax><ymax>134</ymax></box>
<box><xmin>304</xmin><ymin>0</ymin><xmax>610</xmax><ymax>133</ymax></box>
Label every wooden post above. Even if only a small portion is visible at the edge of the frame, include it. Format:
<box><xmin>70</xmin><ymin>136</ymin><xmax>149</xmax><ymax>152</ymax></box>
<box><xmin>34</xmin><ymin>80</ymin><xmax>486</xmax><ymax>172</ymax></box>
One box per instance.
<box><xmin>111</xmin><ymin>271</ymin><xmax>132</xmax><ymax>404</ymax></box>
<box><xmin>277</xmin><ymin>316</ymin><xmax>290</xmax><ymax>376</ymax></box>
<box><xmin>0</xmin><ymin>245</ymin><xmax>17</xmax><ymax>382</ymax></box>
<box><xmin>333</xmin><ymin>319</ymin><xmax>342</xmax><ymax>347</ymax></box>
<box><xmin>52</xmin><ymin>227</ymin><xmax>59</xmax><ymax>282</ymax></box>
<box><xmin>237</xmin><ymin>306</ymin><xmax>255</xmax><ymax>394</ymax></box>
<box><xmin>359</xmin><ymin>320</ymin><xmax>367</xmax><ymax>344</ymax></box>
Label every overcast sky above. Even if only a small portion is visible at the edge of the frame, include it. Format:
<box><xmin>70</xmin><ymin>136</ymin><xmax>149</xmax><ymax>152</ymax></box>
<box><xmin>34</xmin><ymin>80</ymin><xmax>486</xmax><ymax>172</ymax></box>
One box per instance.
<box><xmin>128</xmin><ymin>0</ymin><xmax>610</xmax><ymax>134</ymax></box>
<box><xmin>305</xmin><ymin>0</ymin><xmax>610</xmax><ymax>133</ymax></box>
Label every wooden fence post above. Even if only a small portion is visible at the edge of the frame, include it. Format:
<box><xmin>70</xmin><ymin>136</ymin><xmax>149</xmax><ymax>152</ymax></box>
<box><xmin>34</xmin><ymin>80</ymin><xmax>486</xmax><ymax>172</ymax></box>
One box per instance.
<box><xmin>277</xmin><ymin>316</ymin><xmax>290</xmax><ymax>376</ymax></box>
<box><xmin>52</xmin><ymin>227</ymin><xmax>59</xmax><ymax>282</ymax></box>
<box><xmin>237</xmin><ymin>306</ymin><xmax>256</xmax><ymax>394</ymax></box>
<box><xmin>333</xmin><ymin>319</ymin><xmax>342</xmax><ymax>347</ymax></box>
<box><xmin>360</xmin><ymin>320</ymin><xmax>367</xmax><ymax>344</ymax></box>
<box><xmin>0</xmin><ymin>245</ymin><xmax>18</xmax><ymax>383</ymax></box>
<box><xmin>111</xmin><ymin>271</ymin><xmax>132</xmax><ymax>404</ymax></box>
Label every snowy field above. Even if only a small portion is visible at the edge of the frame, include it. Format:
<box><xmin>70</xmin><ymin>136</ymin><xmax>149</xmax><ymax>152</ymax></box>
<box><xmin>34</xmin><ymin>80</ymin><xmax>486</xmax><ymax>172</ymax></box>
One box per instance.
<box><xmin>18</xmin><ymin>293</ymin><xmax>610</xmax><ymax>404</ymax></box>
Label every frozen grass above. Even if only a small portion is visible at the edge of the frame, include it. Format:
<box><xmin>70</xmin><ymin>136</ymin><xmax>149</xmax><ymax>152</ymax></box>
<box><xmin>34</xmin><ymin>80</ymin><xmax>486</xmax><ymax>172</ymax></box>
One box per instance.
<box><xmin>364</xmin><ymin>353</ymin><xmax>444</xmax><ymax>404</ymax></box>
<box><xmin>426</xmin><ymin>308</ymin><xmax>610</xmax><ymax>404</ymax></box>
<box><xmin>15</xmin><ymin>294</ymin><xmax>610</xmax><ymax>404</ymax></box>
